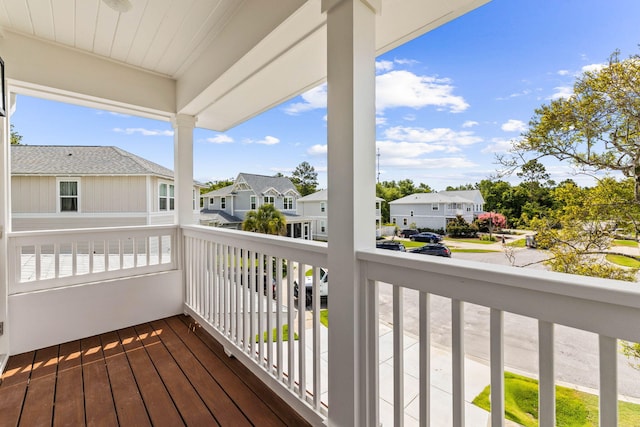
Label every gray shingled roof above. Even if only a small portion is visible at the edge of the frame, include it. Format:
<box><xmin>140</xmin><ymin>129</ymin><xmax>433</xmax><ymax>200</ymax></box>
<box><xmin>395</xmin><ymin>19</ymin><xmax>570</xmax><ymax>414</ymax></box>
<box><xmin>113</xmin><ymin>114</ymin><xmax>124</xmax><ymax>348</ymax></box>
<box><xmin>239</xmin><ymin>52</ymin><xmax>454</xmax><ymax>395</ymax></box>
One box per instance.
<box><xmin>200</xmin><ymin>184</ymin><xmax>234</xmax><ymax>198</ymax></box>
<box><xmin>236</xmin><ymin>173</ymin><xmax>299</xmax><ymax>196</ymax></box>
<box><xmin>11</xmin><ymin>145</ymin><xmax>174</xmax><ymax>178</ymax></box>
<box><xmin>298</xmin><ymin>189</ymin><xmax>384</xmax><ymax>202</ymax></box>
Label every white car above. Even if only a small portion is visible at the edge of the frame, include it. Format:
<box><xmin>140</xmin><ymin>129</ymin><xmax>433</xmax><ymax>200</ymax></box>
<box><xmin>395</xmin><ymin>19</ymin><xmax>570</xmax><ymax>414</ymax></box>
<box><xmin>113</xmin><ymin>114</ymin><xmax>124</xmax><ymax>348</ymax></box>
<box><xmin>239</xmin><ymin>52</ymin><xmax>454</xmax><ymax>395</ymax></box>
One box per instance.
<box><xmin>294</xmin><ymin>268</ymin><xmax>328</xmax><ymax>306</ymax></box>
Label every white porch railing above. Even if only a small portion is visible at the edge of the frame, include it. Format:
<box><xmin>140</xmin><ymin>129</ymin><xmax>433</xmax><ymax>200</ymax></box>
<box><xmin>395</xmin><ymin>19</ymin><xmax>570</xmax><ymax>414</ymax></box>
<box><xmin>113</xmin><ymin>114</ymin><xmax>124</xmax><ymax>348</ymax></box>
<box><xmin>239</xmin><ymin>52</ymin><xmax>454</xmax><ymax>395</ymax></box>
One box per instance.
<box><xmin>8</xmin><ymin>225</ymin><xmax>177</xmax><ymax>294</ymax></box>
<box><xmin>181</xmin><ymin>225</ymin><xmax>328</xmax><ymax>425</ymax></box>
<box><xmin>358</xmin><ymin>248</ymin><xmax>640</xmax><ymax>427</ymax></box>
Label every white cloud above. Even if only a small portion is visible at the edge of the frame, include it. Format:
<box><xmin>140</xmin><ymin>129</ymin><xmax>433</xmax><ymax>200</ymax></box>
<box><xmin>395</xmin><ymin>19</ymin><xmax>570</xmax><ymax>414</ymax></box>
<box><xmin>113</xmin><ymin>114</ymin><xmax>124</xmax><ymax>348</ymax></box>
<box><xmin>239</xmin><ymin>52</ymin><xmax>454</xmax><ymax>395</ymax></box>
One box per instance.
<box><xmin>497</xmin><ymin>89</ymin><xmax>532</xmax><ymax>100</ymax></box>
<box><xmin>548</xmin><ymin>86</ymin><xmax>573</xmax><ymax>100</ymax></box>
<box><xmin>376</xmin><ymin>70</ymin><xmax>469</xmax><ymax>114</ymax></box>
<box><xmin>557</xmin><ymin>69</ymin><xmax>570</xmax><ymax>76</ymax></box>
<box><xmin>403</xmin><ymin>114</ymin><xmax>416</xmax><ymax>121</ymax></box>
<box><xmin>283</xmin><ymin>69</ymin><xmax>468</xmax><ymax>117</ymax></box>
<box><xmin>284</xmin><ymin>85</ymin><xmax>327</xmax><ymax>115</ymax></box>
<box><xmin>482</xmin><ymin>138</ymin><xmax>515</xmax><ymax>154</ymax></box>
<box><xmin>113</xmin><ymin>127</ymin><xmax>173</xmax><ymax>136</ymax></box>
<box><xmin>394</xmin><ymin>58</ymin><xmax>419</xmax><ymax>66</ymax></box>
<box><xmin>307</xmin><ymin>144</ymin><xmax>327</xmax><ymax>155</ymax></box>
<box><xmin>205</xmin><ymin>134</ymin><xmax>234</xmax><ymax>144</ymax></box>
<box><xmin>581</xmin><ymin>63</ymin><xmax>606</xmax><ymax>74</ymax></box>
<box><xmin>255</xmin><ymin>135</ymin><xmax>280</xmax><ymax>145</ymax></box>
<box><xmin>383</xmin><ymin>126</ymin><xmax>482</xmax><ymax>146</ymax></box>
<box><xmin>376</xmin><ymin>60</ymin><xmax>394</xmax><ymax>72</ymax></box>
<box><xmin>376</xmin><ymin>116</ymin><xmax>388</xmax><ymax>126</ymax></box>
<box><xmin>501</xmin><ymin>119</ymin><xmax>526</xmax><ymax>133</ymax></box>
<box><xmin>462</xmin><ymin>120</ymin><xmax>479</xmax><ymax>128</ymax></box>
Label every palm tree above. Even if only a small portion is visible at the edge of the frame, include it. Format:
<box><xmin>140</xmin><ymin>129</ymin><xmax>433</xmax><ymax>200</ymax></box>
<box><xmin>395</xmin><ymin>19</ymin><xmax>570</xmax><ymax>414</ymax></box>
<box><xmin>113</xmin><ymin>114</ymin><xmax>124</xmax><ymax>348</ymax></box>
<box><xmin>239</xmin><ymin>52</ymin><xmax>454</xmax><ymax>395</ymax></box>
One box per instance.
<box><xmin>242</xmin><ymin>204</ymin><xmax>287</xmax><ymax>235</ymax></box>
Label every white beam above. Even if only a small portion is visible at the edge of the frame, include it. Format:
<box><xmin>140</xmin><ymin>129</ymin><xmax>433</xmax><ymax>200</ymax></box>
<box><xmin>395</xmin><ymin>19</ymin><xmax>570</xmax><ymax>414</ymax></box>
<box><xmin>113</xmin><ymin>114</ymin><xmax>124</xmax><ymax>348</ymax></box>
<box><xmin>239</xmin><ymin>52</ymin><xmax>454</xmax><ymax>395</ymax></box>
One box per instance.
<box><xmin>0</xmin><ymin>31</ymin><xmax>175</xmax><ymax>118</ymax></box>
<box><xmin>325</xmin><ymin>0</ymin><xmax>377</xmax><ymax>425</ymax></box>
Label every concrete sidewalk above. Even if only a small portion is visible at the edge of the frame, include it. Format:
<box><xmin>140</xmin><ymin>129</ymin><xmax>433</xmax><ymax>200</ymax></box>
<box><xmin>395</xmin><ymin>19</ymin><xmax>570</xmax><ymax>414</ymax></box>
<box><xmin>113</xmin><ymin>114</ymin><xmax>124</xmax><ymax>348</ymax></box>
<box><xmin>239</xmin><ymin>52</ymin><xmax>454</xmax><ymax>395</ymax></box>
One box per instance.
<box><xmin>296</xmin><ymin>320</ymin><xmax>495</xmax><ymax>426</ymax></box>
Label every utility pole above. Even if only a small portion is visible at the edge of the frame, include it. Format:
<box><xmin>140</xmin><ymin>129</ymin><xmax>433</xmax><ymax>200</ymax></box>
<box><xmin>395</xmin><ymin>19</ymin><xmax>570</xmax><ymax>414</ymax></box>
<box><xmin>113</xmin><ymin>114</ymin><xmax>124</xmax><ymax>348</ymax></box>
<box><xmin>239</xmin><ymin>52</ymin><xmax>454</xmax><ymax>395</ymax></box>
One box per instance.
<box><xmin>376</xmin><ymin>147</ymin><xmax>380</xmax><ymax>183</ymax></box>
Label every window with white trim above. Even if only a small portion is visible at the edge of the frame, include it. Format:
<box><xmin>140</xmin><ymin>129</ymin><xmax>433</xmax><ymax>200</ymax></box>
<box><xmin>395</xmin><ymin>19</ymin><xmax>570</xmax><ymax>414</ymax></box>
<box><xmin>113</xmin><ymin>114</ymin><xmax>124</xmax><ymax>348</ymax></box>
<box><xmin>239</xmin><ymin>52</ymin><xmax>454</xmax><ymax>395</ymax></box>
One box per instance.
<box><xmin>59</xmin><ymin>179</ymin><xmax>79</xmax><ymax>212</ymax></box>
<box><xmin>376</xmin><ymin>201</ymin><xmax>380</xmax><ymax>210</ymax></box>
<box><xmin>392</xmin><ymin>218</ymin><xmax>396</xmax><ymax>224</ymax></box>
<box><xmin>432</xmin><ymin>205</ymin><xmax>439</xmax><ymax>211</ymax></box>
<box><xmin>210</xmin><ymin>198</ymin><xmax>214</xmax><ymax>205</ymax></box>
<box><xmin>264</xmin><ymin>195</ymin><xmax>275</xmax><ymax>205</ymax></box>
<box><xmin>410</xmin><ymin>210</ymin><xmax>414</xmax><ymax>217</ymax></box>
<box><xmin>403</xmin><ymin>218</ymin><xmax>408</xmax><ymax>226</ymax></box>
<box><xmin>159</xmin><ymin>183</ymin><xmax>175</xmax><ymax>211</ymax></box>
<box><xmin>321</xmin><ymin>220</ymin><xmax>326</xmax><ymax>233</ymax></box>
<box><xmin>284</xmin><ymin>196</ymin><xmax>294</xmax><ymax>210</ymax></box>
<box><xmin>321</xmin><ymin>202</ymin><xmax>326</xmax><ymax>213</ymax></box>
<box><xmin>250</xmin><ymin>195</ymin><xmax>257</xmax><ymax>210</ymax></box>
<box><xmin>221</xmin><ymin>197</ymin><xmax>226</xmax><ymax>209</ymax></box>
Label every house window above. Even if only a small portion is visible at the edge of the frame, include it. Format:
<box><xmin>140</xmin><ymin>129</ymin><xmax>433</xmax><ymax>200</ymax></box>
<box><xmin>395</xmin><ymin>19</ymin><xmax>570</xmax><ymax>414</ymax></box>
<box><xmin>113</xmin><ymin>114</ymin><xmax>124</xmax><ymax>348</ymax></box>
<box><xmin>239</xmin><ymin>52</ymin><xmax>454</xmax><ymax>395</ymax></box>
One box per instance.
<box><xmin>250</xmin><ymin>195</ymin><xmax>257</xmax><ymax>210</ymax></box>
<box><xmin>321</xmin><ymin>221</ymin><xmax>325</xmax><ymax>233</ymax></box>
<box><xmin>432</xmin><ymin>205</ymin><xmax>439</xmax><ymax>211</ymax></box>
<box><xmin>376</xmin><ymin>201</ymin><xmax>380</xmax><ymax>210</ymax></box>
<box><xmin>392</xmin><ymin>218</ymin><xmax>396</xmax><ymax>224</ymax></box>
<box><xmin>59</xmin><ymin>180</ymin><xmax>79</xmax><ymax>212</ymax></box>
<box><xmin>284</xmin><ymin>196</ymin><xmax>294</xmax><ymax>210</ymax></box>
<box><xmin>159</xmin><ymin>183</ymin><xmax>175</xmax><ymax>211</ymax></box>
<box><xmin>221</xmin><ymin>197</ymin><xmax>226</xmax><ymax>209</ymax></box>
<box><xmin>410</xmin><ymin>210</ymin><xmax>414</xmax><ymax>217</ymax></box>
<box><xmin>264</xmin><ymin>195</ymin><xmax>275</xmax><ymax>205</ymax></box>
<box><xmin>210</xmin><ymin>198</ymin><xmax>214</xmax><ymax>205</ymax></box>
<box><xmin>467</xmin><ymin>206</ymin><xmax>472</xmax><ymax>212</ymax></box>
<box><xmin>403</xmin><ymin>218</ymin><xmax>408</xmax><ymax>226</ymax></box>
<box><xmin>321</xmin><ymin>202</ymin><xmax>326</xmax><ymax>213</ymax></box>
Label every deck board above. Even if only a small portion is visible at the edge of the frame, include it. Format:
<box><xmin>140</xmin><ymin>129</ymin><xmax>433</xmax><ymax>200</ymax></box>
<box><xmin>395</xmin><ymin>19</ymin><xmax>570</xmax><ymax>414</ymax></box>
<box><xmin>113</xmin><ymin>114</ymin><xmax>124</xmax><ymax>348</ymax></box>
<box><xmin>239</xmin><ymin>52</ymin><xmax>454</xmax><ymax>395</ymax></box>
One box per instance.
<box><xmin>0</xmin><ymin>315</ymin><xmax>311</xmax><ymax>427</ymax></box>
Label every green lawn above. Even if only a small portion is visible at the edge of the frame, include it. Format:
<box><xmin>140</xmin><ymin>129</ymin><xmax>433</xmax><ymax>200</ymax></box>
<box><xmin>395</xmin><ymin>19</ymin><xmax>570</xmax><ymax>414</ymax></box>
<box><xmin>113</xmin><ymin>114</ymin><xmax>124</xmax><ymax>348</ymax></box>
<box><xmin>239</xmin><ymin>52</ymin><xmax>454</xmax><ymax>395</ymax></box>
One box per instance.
<box><xmin>444</xmin><ymin>238</ymin><xmax>496</xmax><ymax>245</ymax></box>
<box><xmin>451</xmin><ymin>248</ymin><xmax>500</xmax><ymax>253</ymax></box>
<box><xmin>320</xmin><ymin>309</ymin><xmax>328</xmax><ymax>328</ymax></box>
<box><xmin>255</xmin><ymin>324</ymin><xmax>298</xmax><ymax>343</ymax></box>
<box><xmin>606</xmin><ymin>254</ymin><xmax>640</xmax><ymax>268</ymax></box>
<box><xmin>473</xmin><ymin>371</ymin><xmax>640</xmax><ymax>426</ymax></box>
<box><xmin>508</xmin><ymin>238</ymin><xmax>527</xmax><ymax>248</ymax></box>
<box><xmin>613</xmin><ymin>239</ymin><xmax>638</xmax><ymax>248</ymax></box>
<box><xmin>401</xmin><ymin>240</ymin><xmax>428</xmax><ymax>248</ymax></box>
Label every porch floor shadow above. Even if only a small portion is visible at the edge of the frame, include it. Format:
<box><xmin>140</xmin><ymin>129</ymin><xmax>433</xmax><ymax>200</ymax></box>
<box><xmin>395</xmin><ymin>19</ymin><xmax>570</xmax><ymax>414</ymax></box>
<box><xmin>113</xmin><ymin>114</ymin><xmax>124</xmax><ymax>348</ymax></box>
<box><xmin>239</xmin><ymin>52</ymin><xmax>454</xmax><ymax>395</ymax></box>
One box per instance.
<box><xmin>0</xmin><ymin>315</ymin><xmax>310</xmax><ymax>427</ymax></box>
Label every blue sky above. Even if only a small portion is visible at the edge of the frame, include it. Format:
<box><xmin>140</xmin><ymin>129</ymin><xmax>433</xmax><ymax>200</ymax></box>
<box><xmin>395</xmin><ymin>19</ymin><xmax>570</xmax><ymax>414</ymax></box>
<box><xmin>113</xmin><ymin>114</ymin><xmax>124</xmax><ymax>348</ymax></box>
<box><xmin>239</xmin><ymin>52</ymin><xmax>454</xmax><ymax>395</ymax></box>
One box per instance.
<box><xmin>10</xmin><ymin>0</ymin><xmax>640</xmax><ymax>190</ymax></box>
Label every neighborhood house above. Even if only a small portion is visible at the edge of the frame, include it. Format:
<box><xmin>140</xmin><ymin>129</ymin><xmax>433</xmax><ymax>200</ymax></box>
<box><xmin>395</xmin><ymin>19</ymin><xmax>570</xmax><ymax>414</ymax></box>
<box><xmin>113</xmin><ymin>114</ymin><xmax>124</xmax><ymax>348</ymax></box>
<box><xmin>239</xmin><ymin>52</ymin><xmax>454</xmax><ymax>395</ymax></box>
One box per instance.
<box><xmin>200</xmin><ymin>173</ymin><xmax>312</xmax><ymax>239</ymax></box>
<box><xmin>389</xmin><ymin>189</ymin><xmax>484</xmax><ymax>230</ymax></box>
<box><xmin>11</xmin><ymin>145</ymin><xmax>201</xmax><ymax>231</ymax></box>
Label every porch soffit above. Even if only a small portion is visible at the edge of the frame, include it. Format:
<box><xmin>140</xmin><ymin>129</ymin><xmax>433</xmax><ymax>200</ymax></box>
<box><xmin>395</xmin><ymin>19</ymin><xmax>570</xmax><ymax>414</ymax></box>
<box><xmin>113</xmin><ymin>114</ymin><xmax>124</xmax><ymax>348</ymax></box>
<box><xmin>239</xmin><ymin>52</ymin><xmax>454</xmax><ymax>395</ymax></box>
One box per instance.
<box><xmin>0</xmin><ymin>0</ymin><xmax>490</xmax><ymax>130</ymax></box>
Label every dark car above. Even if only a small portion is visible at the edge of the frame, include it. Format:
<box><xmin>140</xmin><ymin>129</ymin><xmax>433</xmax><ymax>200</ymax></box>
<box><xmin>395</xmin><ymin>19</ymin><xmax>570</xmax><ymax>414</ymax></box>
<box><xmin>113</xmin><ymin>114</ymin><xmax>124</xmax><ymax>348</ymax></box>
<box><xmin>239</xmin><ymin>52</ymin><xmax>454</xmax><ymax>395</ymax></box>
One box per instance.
<box><xmin>410</xmin><ymin>232</ymin><xmax>442</xmax><ymax>243</ymax></box>
<box><xmin>400</xmin><ymin>229</ymin><xmax>419</xmax><ymax>238</ymax></box>
<box><xmin>410</xmin><ymin>243</ymin><xmax>451</xmax><ymax>257</ymax></box>
<box><xmin>376</xmin><ymin>241</ymin><xmax>406</xmax><ymax>251</ymax></box>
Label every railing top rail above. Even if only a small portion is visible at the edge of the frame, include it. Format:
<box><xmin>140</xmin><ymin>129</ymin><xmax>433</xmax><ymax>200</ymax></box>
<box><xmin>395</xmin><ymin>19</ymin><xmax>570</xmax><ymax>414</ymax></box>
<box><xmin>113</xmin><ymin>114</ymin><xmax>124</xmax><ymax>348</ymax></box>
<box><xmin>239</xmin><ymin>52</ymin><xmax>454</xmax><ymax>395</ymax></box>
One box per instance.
<box><xmin>8</xmin><ymin>224</ymin><xmax>178</xmax><ymax>240</ymax></box>
<box><xmin>358</xmin><ymin>248</ymin><xmax>640</xmax><ymax>342</ymax></box>
<box><xmin>181</xmin><ymin>225</ymin><xmax>328</xmax><ymax>266</ymax></box>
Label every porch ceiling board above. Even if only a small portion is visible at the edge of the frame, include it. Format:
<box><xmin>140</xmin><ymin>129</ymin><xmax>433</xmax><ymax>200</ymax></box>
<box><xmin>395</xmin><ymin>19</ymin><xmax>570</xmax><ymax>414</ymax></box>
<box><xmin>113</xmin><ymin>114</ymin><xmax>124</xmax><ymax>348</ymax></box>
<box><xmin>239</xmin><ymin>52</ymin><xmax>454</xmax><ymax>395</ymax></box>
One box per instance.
<box><xmin>0</xmin><ymin>0</ymin><xmax>490</xmax><ymax>130</ymax></box>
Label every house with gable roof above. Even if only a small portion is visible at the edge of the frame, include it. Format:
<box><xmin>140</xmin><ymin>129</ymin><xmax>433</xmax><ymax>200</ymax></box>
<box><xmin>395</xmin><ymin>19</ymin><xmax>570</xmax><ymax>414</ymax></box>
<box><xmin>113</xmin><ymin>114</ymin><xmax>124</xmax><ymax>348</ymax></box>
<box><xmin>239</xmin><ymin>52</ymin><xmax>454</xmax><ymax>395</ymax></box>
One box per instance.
<box><xmin>200</xmin><ymin>172</ymin><xmax>312</xmax><ymax>239</ymax></box>
<box><xmin>11</xmin><ymin>145</ymin><xmax>202</xmax><ymax>231</ymax></box>
<box><xmin>297</xmin><ymin>189</ymin><xmax>384</xmax><ymax>240</ymax></box>
<box><xmin>389</xmin><ymin>189</ymin><xmax>484</xmax><ymax>231</ymax></box>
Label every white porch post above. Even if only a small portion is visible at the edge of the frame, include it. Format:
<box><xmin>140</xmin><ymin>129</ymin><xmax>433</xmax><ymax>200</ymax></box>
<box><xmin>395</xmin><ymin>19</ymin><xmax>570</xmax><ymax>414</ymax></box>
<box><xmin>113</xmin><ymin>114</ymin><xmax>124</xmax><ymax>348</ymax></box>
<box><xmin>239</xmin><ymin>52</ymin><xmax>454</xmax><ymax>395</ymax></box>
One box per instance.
<box><xmin>0</xmin><ymin>91</ymin><xmax>13</xmax><ymax>360</ymax></box>
<box><xmin>324</xmin><ymin>0</ymin><xmax>378</xmax><ymax>425</ymax></box>
<box><xmin>171</xmin><ymin>114</ymin><xmax>197</xmax><ymax>226</ymax></box>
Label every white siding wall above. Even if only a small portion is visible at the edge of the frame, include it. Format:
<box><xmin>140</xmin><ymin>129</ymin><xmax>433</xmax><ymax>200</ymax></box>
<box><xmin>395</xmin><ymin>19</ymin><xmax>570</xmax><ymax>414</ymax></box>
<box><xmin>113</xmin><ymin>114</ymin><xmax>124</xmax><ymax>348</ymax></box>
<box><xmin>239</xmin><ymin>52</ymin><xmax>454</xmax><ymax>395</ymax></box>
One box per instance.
<box><xmin>298</xmin><ymin>200</ymin><xmax>327</xmax><ymax>239</ymax></box>
<box><xmin>391</xmin><ymin>203</ymin><xmax>447</xmax><ymax>230</ymax></box>
<box><xmin>12</xmin><ymin>176</ymin><xmax>56</xmax><ymax>213</ymax></box>
<box><xmin>83</xmin><ymin>176</ymin><xmax>147</xmax><ymax>213</ymax></box>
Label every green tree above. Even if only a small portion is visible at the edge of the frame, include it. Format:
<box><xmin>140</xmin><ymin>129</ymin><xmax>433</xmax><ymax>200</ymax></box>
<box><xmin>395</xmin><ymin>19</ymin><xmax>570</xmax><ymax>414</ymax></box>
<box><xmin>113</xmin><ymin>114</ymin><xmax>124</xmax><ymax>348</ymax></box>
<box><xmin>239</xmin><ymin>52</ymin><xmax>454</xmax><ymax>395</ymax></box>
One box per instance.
<box><xmin>502</xmin><ymin>49</ymin><xmax>640</xmax><ymax>201</ymax></box>
<box><xmin>10</xmin><ymin>124</ymin><xmax>22</xmax><ymax>145</ymax></box>
<box><xmin>201</xmin><ymin>178</ymin><xmax>234</xmax><ymax>194</ymax></box>
<box><xmin>242</xmin><ymin>204</ymin><xmax>287</xmax><ymax>235</ymax></box>
<box><xmin>291</xmin><ymin>161</ymin><xmax>318</xmax><ymax>196</ymax></box>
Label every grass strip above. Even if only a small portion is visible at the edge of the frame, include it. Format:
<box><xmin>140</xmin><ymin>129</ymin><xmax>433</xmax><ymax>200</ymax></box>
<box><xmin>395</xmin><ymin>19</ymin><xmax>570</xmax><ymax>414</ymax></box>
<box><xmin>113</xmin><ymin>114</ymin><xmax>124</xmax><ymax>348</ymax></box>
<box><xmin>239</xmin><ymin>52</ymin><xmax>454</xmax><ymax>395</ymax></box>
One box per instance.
<box><xmin>255</xmin><ymin>324</ymin><xmax>298</xmax><ymax>342</ymax></box>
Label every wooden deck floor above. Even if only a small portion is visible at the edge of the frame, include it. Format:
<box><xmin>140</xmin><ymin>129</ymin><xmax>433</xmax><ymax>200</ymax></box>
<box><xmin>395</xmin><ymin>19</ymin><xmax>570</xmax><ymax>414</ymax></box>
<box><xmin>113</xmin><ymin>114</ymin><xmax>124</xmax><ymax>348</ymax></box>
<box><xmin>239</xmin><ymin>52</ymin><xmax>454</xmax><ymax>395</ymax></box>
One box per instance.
<box><xmin>0</xmin><ymin>315</ymin><xmax>311</xmax><ymax>427</ymax></box>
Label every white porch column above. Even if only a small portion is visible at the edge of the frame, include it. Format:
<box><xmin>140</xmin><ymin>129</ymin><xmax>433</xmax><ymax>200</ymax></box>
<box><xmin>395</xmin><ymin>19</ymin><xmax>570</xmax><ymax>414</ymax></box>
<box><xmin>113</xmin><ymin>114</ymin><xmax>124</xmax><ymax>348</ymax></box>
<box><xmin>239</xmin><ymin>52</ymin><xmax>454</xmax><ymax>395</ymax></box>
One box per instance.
<box><xmin>324</xmin><ymin>0</ymin><xmax>378</xmax><ymax>425</ymax></box>
<box><xmin>0</xmin><ymin>92</ymin><xmax>13</xmax><ymax>359</ymax></box>
<box><xmin>171</xmin><ymin>114</ymin><xmax>197</xmax><ymax>226</ymax></box>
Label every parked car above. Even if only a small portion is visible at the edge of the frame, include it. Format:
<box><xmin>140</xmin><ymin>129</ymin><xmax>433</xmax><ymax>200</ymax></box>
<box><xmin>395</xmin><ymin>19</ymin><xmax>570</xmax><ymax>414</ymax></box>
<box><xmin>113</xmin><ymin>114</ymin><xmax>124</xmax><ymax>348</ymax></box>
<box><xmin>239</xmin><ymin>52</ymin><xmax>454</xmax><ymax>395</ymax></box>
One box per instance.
<box><xmin>376</xmin><ymin>241</ymin><xmax>406</xmax><ymax>251</ymax></box>
<box><xmin>410</xmin><ymin>232</ymin><xmax>442</xmax><ymax>243</ymax></box>
<box><xmin>294</xmin><ymin>268</ymin><xmax>328</xmax><ymax>306</ymax></box>
<box><xmin>400</xmin><ymin>229</ymin><xmax>419</xmax><ymax>238</ymax></box>
<box><xmin>410</xmin><ymin>243</ymin><xmax>451</xmax><ymax>258</ymax></box>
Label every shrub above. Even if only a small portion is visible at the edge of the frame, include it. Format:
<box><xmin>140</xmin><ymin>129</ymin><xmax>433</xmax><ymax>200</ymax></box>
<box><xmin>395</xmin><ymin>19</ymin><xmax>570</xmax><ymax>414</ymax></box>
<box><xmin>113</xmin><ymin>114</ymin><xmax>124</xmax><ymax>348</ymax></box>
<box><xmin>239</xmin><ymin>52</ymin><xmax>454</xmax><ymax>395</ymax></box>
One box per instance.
<box><xmin>447</xmin><ymin>215</ymin><xmax>477</xmax><ymax>237</ymax></box>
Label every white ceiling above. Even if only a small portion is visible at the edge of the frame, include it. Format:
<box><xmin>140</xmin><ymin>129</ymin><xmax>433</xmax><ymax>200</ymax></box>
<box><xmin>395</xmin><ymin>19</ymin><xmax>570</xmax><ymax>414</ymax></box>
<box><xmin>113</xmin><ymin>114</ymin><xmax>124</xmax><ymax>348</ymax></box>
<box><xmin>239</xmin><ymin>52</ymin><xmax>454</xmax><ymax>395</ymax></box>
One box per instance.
<box><xmin>0</xmin><ymin>0</ymin><xmax>490</xmax><ymax>131</ymax></box>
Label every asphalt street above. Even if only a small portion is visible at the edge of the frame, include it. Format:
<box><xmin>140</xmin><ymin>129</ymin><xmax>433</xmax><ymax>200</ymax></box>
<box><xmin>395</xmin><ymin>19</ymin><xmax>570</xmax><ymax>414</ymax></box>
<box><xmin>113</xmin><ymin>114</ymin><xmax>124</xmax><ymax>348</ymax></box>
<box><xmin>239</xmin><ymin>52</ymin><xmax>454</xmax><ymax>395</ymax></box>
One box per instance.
<box><xmin>377</xmin><ymin>244</ymin><xmax>640</xmax><ymax>400</ymax></box>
